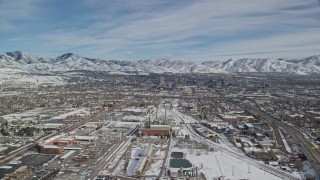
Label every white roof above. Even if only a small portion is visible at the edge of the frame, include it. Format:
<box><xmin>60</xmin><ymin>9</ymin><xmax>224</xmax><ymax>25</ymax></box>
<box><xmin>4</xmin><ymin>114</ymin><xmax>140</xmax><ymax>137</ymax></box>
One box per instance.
<box><xmin>59</xmin><ymin>137</ymin><xmax>75</xmax><ymax>141</ymax></box>
<box><xmin>43</xmin><ymin>145</ymin><xmax>61</xmax><ymax>149</ymax></box>
<box><xmin>237</xmin><ymin>125</ymin><xmax>245</xmax><ymax>129</ymax></box>
<box><xmin>219</xmin><ymin>114</ymin><xmax>237</xmax><ymax>119</ymax></box>
<box><xmin>269</xmin><ymin>161</ymin><xmax>279</xmax><ymax>166</ymax></box>
<box><xmin>244</xmin><ymin>123</ymin><xmax>254</xmax><ymax>128</ymax></box>
<box><xmin>0</xmin><ymin>166</ymin><xmax>12</xmax><ymax>169</ymax></box>
<box><xmin>258</xmin><ymin>141</ymin><xmax>273</xmax><ymax>145</ymax></box>
<box><xmin>150</xmin><ymin>125</ymin><xmax>171</xmax><ymax>130</ymax></box>
<box><xmin>74</xmin><ymin>136</ymin><xmax>96</xmax><ymax>140</ymax></box>
<box><xmin>61</xmin><ymin>150</ymin><xmax>75</xmax><ymax>159</ymax></box>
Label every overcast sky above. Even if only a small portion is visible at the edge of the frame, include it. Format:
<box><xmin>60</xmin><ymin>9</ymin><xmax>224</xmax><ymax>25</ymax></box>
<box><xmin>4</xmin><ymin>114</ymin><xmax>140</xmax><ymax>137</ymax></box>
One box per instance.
<box><xmin>1</xmin><ymin>0</ymin><xmax>320</xmax><ymax>61</ymax></box>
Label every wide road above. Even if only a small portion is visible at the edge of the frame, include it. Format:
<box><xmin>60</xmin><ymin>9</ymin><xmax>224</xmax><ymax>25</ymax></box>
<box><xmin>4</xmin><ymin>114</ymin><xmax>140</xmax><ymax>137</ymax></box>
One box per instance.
<box><xmin>119</xmin><ymin>92</ymin><xmax>320</xmax><ymax>102</ymax></box>
<box><xmin>235</xmin><ymin>101</ymin><xmax>320</xmax><ymax>177</ymax></box>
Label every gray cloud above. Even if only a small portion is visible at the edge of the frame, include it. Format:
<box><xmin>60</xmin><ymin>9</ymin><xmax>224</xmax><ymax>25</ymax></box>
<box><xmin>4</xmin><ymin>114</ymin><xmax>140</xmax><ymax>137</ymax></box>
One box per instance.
<box><xmin>1</xmin><ymin>0</ymin><xmax>320</xmax><ymax>60</ymax></box>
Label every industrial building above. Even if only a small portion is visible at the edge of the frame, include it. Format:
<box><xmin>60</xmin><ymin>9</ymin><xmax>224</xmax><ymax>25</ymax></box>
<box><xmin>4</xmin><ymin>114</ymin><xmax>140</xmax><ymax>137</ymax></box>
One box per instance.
<box><xmin>38</xmin><ymin>135</ymin><xmax>97</xmax><ymax>154</ymax></box>
<box><xmin>38</xmin><ymin>145</ymin><xmax>64</xmax><ymax>154</ymax></box>
<box><xmin>139</xmin><ymin>125</ymin><xmax>171</xmax><ymax>136</ymax></box>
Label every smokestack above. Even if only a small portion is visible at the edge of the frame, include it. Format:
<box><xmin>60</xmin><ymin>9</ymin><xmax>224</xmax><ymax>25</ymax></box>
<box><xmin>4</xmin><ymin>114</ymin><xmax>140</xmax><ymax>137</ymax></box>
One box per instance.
<box><xmin>156</xmin><ymin>107</ymin><xmax>158</xmax><ymax>122</ymax></box>
<box><xmin>148</xmin><ymin>108</ymin><xmax>151</xmax><ymax>128</ymax></box>
<box><xmin>165</xmin><ymin>106</ymin><xmax>167</xmax><ymax>124</ymax></box>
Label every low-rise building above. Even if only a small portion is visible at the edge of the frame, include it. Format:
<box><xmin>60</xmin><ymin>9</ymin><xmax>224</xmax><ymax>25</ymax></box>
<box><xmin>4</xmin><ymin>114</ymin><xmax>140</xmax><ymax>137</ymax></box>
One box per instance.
<box><xmin>73</xmin><ymin>135</ymin><xmax>98</xmax><ymax>142</ymax></box>
<box><xmin>38</xmin><ymin>145</ymin><xmax>64</xmax><ymax>154</ymax></box>
<box><xmin>139</xmin><ymin>125</ymin><xmax>171</xmax><ymax>136</ymax></box>
<box><xmin>258</xmin><ymin>140</ymin><xmax>274</xmax><ymax>149</ymax></box>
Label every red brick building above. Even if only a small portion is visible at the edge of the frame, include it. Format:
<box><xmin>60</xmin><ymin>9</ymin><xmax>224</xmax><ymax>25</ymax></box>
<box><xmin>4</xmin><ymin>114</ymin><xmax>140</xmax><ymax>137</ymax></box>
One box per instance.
<box><xmin>139</xmin><ymin>129</ymin><xmax>170</xmax><ymax>136</ymax></box>
<box><xmin>38</xmin><ymin>145</ymin><xmax>64</xmax><ymax>154</ymax></box>
<box><xmin>52</xmin><ymin>137</ymin><xmax>77</xmax><ymax>146</ymax></box>
<box><xmin>38</xmin><ymin>137</ymin><xmax>76</xmax><ymax>154</ymax></box>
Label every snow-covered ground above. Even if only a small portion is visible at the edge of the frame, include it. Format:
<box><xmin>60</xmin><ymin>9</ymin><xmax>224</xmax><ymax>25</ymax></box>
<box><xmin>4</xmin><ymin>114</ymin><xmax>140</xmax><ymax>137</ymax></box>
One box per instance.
<box><xmin>2</xmin><ymin>52</ymin><xmax>320</xmax><ymax>77</ymax></box>
<box><xmin>121</xmin><ymin>115</ymin><xmax>146</xmax><ymax>122</ymax></box>
<box><xmin>278</xmin><ymin>129</ymin><xmax>292</xmax><ymax>153</ymax></box>
<box><xmin>0</xmin><ymin>67</ymin><xmax>65</xmax><ymax>86</ymax></box>
<box><xmin>113</xmin><ymin>159</ymin><xmax>126</xmax><ymax>175</ymax></box>
<box><xmin>145</xmin><ymin>159</ymin><xmax>162</xmax><ymax>176</ymax></box>
<box><xmin>154</xmin><ymin>149</ymin><xmax>166</xmax><ymax>159</ymax></box>
<box><xmin>144</xmin><ymin>141</ymin><xmax>167</xmax><ymax>176</ymax></box>
<box><xmin>1</xmin><ymin>107</ymin><xmax>88</xmax><ymax>123</ymax></box>
<box><xmin>219</xmin><ymin>136</ymin><xmax>246</xmax><ymax>155</ymax></box>
<box><xmin>170</xmin><ymin>107</ymin><xmax>302</xmax><ymax>180</ymax></box>
<box><xmin>170</xmin><ymin>109</ymin><xmax>197</xmax><ymax>124</ymax></box>
<box><xmin>110</xmin><ymin>121</ymin><xmax>141</xmax><ymax>128</ymax></box>
<box><xmin>2</xmin><ymin>108</ymin><xmax>45</xmax><ymax>122</ymax></box>
<box><xmin>173</xmin><ymin>147</ymin><xmax>282</xmax><ymax>180</ymax></box>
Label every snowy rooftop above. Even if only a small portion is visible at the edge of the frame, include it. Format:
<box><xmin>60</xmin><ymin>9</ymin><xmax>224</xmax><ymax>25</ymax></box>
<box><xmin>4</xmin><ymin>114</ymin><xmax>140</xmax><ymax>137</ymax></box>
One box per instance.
<box><xmin>50</xmin><ymin>108</ymin><xmax>90</xmax><ymax>120</ymax></box>
<box><xmin>42</xmin><ymin>145</ymin><xmax>61</xmax><ymax>149</ymax></box>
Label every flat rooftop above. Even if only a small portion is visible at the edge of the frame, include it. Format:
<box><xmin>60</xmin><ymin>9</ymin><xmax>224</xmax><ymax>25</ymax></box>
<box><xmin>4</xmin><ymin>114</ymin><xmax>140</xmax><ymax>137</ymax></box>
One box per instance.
<box><xmin>171</xmin><ymin>152</ymin><xmax>184</xmax><ymax>159</ymax></box>
<box><xmin>170</xmin><ymin>159</ymin><xmax>192</xmax><ymax>168</ymax></box>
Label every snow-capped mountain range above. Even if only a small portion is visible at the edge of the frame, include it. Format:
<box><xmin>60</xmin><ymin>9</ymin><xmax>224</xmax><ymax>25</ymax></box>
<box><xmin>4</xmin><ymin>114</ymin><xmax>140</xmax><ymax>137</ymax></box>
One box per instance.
<box><xmin>1</xmin><ymin>51</ymin><xmax>320</xmax><ymax>85</ymax></box>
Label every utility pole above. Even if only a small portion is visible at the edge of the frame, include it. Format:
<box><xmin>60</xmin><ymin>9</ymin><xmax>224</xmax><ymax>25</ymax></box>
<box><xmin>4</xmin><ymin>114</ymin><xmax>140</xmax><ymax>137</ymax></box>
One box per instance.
<box><xmin>148</xmin><ymin>108</ymin><xmax>151</xmax><ymax>127</ymax></box>
<box><xmin>156</xmin><ymin>107</ymin><xmax>158</xmax><ymax>122</ymax></box>
<box><xmin>165</xmin><ymin>105</ymin><xmax>168</xmax><ymax>124</ymax></box>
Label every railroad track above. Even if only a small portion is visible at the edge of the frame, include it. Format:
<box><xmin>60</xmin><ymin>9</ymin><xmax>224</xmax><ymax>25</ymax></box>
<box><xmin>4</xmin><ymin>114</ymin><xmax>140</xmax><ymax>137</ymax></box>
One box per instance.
<box><xmin>171</xmin><ymin>110</ymin><xmax>300</xmax><ymax>180</ymax></box>
<box><xmin>237</xmin><ymin>101</ymin><xmax>320</xmax><ymax>176</ymax></box>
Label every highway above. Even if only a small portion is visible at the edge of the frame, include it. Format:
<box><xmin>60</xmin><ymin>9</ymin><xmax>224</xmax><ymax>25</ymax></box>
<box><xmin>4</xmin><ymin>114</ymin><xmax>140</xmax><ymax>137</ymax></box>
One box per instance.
<box><xmin>235</xmin><ymin>101</ymin><xmax>320</xmax><ymax>177</ymax></box>
<box><xmin>170</xmin><ymin>109</ymin><xmax>301</xmax><ymax>180</ymax></box>
<box><xmin>119</xmin><ymin>93</ymin><xmax>320</xmax><ymax>102</ymax></box>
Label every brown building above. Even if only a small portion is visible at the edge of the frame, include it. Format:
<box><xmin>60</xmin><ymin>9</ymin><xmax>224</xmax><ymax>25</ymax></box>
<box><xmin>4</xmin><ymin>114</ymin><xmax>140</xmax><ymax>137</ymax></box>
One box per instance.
<box><xmin>139</xmin><ymin>129</ymin><xmax>170</xmax><ymax>136</ymax></box>
<box><xmin>38</xmin><ymin>145</ymin><xmax>64</xmax><ymax>154</ymax></box>
<box><xmin>37</xmin><ymin>137</ymin><xmax>76</xmax><ymax>154</ymax></box>
<box><xmin>53</xmin><ymin>137</ymin><xmax>77</xmax><ymax>146</ymax></box>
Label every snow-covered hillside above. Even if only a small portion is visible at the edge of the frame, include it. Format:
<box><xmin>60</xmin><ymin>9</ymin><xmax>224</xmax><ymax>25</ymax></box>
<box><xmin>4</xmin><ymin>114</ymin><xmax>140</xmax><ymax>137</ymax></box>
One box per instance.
<box><xmin>202</xmin><ymin>56</ymin><xmax>320</xmax><ymax>75</ymax></box>
<box><xmin>1</xmin><ymin>51</ymin><xmax>320</xmax><ymax>86</ymax></box>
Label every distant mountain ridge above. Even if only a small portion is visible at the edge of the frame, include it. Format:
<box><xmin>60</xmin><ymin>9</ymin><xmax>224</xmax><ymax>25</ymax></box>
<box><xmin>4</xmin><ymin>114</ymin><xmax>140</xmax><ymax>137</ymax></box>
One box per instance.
<box><xmin>0</xmin><ymin>51</ymin><xmax>320</xmax><ymax>87</ymax></box>
<box><xmin>1</xmin><ymin>51</ymin><xmax>320</xmax><ymax>75</ymax></box>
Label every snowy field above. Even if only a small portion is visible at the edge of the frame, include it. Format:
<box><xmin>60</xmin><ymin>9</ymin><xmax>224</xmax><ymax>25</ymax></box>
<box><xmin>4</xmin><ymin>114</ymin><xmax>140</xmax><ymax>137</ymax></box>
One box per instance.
<box><xmin>0</xmin><ymin>67</ymin><xmax>65</xmax><ymax>86</ymax></box>
<box><xmin>1</xmin><ymin>107</ymin><xmax>90</xmax><ymax>122</ymax></box>
<box><xmin>145</xmin><ymin>148</ymin><xmax>166</xmax><ymax>176</ymax></box>
<box><xmin>170</xmin><ymin>109</ymin><xmax>302</xmax><ymax>180</ymax></box>
<box><xmin>173</xmin><ymin>147</ymin><xmax>282</xmax><ymax>180</ymax></box>
<box><xmin>145</xmin><ymin>159</ymin><xmax>162</xmax><ymax>176</ymax></box>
